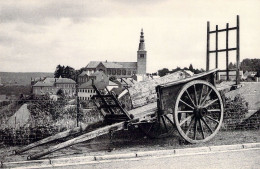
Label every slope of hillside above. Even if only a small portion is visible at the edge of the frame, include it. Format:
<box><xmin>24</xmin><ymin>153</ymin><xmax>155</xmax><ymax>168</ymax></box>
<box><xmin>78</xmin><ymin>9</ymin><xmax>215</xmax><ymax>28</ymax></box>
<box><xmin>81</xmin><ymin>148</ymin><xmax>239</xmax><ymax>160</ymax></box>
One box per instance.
<box><xmin>0</xmin><ymin>72</ymin><xmax>54</xmax><ymax>86</ymax></box>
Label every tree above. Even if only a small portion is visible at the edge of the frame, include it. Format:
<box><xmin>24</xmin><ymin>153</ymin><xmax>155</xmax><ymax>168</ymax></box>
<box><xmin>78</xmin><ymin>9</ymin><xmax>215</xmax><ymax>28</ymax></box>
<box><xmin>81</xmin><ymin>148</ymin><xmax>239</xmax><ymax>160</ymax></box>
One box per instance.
<box><xmin>54</xmin><ymin>65</ymin><xmax>63</xmax><ymax>78</ymax></box>
<box><xmin>240</xmin><ymin>58</ymin><xmax>260</xmax><ymax>72</ymax></box>
<box><xmin>228</xmin><ymin>62</ymin><xmax>236</xmax><ymax>69</ymax></box>
<box><xmin>158</xmin><ymin>68</ymin><xmax>170</xmax><ymax>77</ymax></box>
<box><xmin>54</xmin><ymin>65</ymin><xmax>76</xmax><ymax>80</ymax></box>
<box><xmin>64</xmin><ymin>66</ymin><xmax>75</xmax><ymax>79</ymax></box>
<box><xmin>188</xmin><ymin>64</ymin><xmax>194</xmax><ymax>72</ymax></box>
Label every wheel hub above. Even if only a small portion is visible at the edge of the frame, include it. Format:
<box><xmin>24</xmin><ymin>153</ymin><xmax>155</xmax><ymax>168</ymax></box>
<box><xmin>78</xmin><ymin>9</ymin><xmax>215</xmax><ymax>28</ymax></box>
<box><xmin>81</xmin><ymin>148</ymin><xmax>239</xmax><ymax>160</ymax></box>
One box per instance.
<box><xmin>193</xmin><ymin>108</ymin><xmax>204</xmax><ymax>119</ymax></box>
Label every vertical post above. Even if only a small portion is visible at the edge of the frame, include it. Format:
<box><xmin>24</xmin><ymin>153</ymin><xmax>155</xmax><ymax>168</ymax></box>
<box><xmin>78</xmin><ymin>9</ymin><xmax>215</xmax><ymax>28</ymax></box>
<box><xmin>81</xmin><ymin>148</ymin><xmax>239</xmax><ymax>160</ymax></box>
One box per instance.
<box><xmin>226</xmin><ymin>23</ymin><xmax>229</xmax><ymax>81</ymax></box>
<box><xmin>236</xmin><ymin>15</ymin><xmax>240</xmax><ymax>85</ymax></box>
<box><xmin>206</xmin><ymin>22</ymin><xmax>210</xmax><ymax>71</ymax></box>
<box><xmin>215</xmin><ymin>25</ymin><xmax>219</xmax><ymax>80</ymax></box>
<box><xmin>215</xmin><ymin>25</ymin><xmax>218</xmax><ymax>68</ymax></box>
<box><xmin>76</xmin><ymin>77</ymin><xmax>79</xmax><ymax>127</ymax></box>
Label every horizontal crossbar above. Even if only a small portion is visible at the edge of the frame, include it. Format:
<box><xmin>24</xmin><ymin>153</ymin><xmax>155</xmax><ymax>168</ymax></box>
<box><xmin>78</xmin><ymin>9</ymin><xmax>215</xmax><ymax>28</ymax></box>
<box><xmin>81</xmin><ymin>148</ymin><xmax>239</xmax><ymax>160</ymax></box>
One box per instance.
<box><xmin>217</xmin><ymin>69</ymin><xmax>238</xmax><ymax>72</ymax></box>
<box><xmin>209</xmin><ymin>27</ymin><xmax>237</xmax><ymax>33</ymax></box>
<box><xmin>209</xmin><ymin>48</ymin><xmax>237</xmax><ymax>53</ymax></box>
<box><xmin>100</xmin><ymin>105</ymin><xmax>119</xmax><ymax>108</ymax></box>
<box><xmin>92</xmin><ymin>95</ymin><xmax>114</xmax><ymax>98</ymax></box>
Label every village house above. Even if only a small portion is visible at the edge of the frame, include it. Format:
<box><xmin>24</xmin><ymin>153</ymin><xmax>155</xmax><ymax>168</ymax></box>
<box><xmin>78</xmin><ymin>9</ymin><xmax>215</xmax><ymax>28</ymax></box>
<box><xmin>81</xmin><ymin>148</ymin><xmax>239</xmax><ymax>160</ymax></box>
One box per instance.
<box><xmin>78</xmin><ymin>71</ymin><xmax>118</xmax><ymax>101</ymax></box>
<box><xmin>32</xmin><ymin>77</ymin><xmax>76</xmax><ymax>97</ymax></box>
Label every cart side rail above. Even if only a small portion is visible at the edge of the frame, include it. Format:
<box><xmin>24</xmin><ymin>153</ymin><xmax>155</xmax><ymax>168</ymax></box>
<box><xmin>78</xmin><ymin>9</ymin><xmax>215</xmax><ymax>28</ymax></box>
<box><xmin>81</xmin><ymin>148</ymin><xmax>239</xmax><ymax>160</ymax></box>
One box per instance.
<box><xmin>157</xmin><ymin>68</ymin><xmax>219</xmax><ymax>89</ymax></box>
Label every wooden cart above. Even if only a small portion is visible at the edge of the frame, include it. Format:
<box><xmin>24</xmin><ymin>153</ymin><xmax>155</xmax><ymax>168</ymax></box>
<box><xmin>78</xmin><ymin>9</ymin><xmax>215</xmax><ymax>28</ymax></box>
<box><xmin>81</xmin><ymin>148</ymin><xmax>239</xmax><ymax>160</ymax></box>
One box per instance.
<box><xmin>14</xmin><ymin>69</ymin><xmax>224</xmax><ymax>160</ymax></box>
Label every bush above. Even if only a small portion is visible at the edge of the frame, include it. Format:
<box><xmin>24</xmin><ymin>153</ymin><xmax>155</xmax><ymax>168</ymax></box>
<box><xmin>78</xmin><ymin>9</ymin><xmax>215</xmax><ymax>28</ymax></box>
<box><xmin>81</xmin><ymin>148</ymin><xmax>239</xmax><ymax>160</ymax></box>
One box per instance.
<box><xmin>223</xmin><ymin>94</ymin><xmax>249</xmax><ymax>130</ymax></box>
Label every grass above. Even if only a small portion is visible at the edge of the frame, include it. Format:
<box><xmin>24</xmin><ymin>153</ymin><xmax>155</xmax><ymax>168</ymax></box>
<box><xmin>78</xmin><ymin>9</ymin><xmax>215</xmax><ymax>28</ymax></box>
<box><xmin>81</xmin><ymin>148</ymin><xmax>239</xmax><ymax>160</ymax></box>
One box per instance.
<box><xmin>1</xmin><ymin>128</ymin><xmax>259</xmax><ymax>162</ymax></box>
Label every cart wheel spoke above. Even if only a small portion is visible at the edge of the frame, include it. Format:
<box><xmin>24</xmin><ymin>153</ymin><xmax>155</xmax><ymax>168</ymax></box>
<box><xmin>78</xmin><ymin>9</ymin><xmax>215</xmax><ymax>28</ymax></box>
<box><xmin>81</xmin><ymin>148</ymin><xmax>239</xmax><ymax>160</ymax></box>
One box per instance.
<box><xmin>180</xmin><ymin>115</ymin><xmax>193</xmax><ymax>126</ymax></box>
<box><xmin>185</xmin><ymin>116</ymin><xmax>195</xmax><ymax>135</ymax></box>
<box><xmin>203</xmin><ymin>99</ymin><xmax>219</xmax><ymax>108</ymax></box>
<box><xmin>185</xmin><ymin>90</ymin><xmax>196</xmax><ymax>107</ymax></box>
<box><xmin>178</xmin><ymin>110</ymin><xmax>194</xmax><ymax>113</ymax></box>
<box><xmin>205</xmin><ymin>115</ymin><xmax>220</xmax><ymax>124</ymax></box>
<box><xmin>200</xmin><ymin>88</ymin><xmax>212</xmax><ymax>106</ymax></box>
<box><xmin>198</xmin><ymin>119</ymin><xmax>205</xmax><ymax>139</ymax></box>
<box><xmin>164</xmin><ymin>115</ymin><xmax>175</xmax><ymax>126</ymax></box>
<box><xmin>194</xmin><ymin>118</ymin><xmax>198</xmax><ymax>140</ymax></box>
<box><xmin>193</xmin><ymin>85</ymin><xmax>198</xmax><ymax>106</ymax></box>
<box><xmin>180</xmin><ymin>99</ymin><xmax>194</xmax><ymax>110</ymax></box>
<box><xmin>201</xmin><ymin>117</ymin><xmax>213</xmax><ymax>134</ymax></box>
<box><xmin>207</xmin><ymin>109</ymin><xmax>221</xmax><ymax>112</ymax></box>
<box><xmin>198</xmin><ymin>84</ymin><xmax>204</xmax><ymax>106</ymax></box>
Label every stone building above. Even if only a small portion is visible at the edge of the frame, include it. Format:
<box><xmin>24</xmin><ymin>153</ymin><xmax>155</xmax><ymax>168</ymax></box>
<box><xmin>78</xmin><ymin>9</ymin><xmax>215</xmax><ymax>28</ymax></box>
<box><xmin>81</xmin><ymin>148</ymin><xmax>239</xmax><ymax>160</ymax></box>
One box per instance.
<box><xmin>32</xmin><ymin>77</ymin><xmax>76</xmax><ymax>97</ymax></box>
<box><xmin>78</xmin><ymin>71</ymin><xmax>118</xmax><ymax>101</ymax></box>
<box><xmin>83</xmin><ymin>29</ymin><xmax>147</xmax><ymax>79</ymax></box>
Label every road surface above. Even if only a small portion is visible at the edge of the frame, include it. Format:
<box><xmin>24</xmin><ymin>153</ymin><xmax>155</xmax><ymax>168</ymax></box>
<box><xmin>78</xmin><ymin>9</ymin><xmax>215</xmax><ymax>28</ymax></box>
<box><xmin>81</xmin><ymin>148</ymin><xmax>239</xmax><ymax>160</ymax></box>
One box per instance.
<box><xmin>52</xmin><ymin>148</ymin><xmax>260</xmax><ymax>169</ymax></box>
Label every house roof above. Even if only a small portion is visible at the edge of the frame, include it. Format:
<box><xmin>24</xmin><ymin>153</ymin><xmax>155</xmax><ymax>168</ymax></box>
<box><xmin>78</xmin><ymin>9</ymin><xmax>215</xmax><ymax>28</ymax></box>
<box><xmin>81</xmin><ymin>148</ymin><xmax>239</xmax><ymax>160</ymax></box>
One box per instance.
<box><xmin>56</xmin><ymin>78</ymin><xmax>76</xmax><ymax>84</ymax></box>
<box><xmin>33</xmin><ymin>77</ymin><xmax>75</xmax><ymax>87</ymax></box>
<box><xmin>33</xmin><ymin>81</ymin><xmax>54</xmax><ymax>87</ymax></box>
<box><xmin>109</xmin><ymin>80</ymin><xmax>118</xmax><ymax>86</ymax></box>
<box><xmin>115</xmin><ymin>62</ymin><xmax>137</xmax><ymax>69</ymax></box>
<box><xmin>79</xmin><ymin>80</ymin><xmax>107</xmax><ymax>90</ymax></box>
<box><xmin>86</xmin><ymin>61</ymin><xmax>137</xmax><ymax>69</ymax></box>
<box><xmin>78</xmin><ymin>71</ymin><xmax>89</xmax><ymax>77</ymax></box>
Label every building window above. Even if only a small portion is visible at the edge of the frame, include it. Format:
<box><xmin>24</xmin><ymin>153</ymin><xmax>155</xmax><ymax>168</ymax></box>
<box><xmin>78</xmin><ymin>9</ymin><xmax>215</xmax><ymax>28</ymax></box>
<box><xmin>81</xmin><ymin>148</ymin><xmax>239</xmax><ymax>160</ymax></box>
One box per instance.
<box><xmin>117</xmin><ymin>69</ymin><xmax>121</xmax><ymax>75</ymax></box>
<box><xmin>108</xmin><ymin>69</ymin><xmax>111</xmax><ymax>75</ymax></box>
<box><xmin>122</xmin><ymin>69</ymin><xmax>126</xmax><ymax>75</ymax></box>
<box><xmin>112</xmin><ymin>69</ymin><xmax>116</xmax><ymax>75</ymax></box>
<box><xmin>133</xmin><ymin>71</ymin><xmax>136</xmax><ymax>75</ymax></box>
<box><xmin>140</xmin><ymin>54</ymin><xmax>145</xmax><ymax>58</ymax></box>
<box><xmin>127</xmin><ymin>70</ymin><xmax>131</xmax><ymax>75</ymax></box>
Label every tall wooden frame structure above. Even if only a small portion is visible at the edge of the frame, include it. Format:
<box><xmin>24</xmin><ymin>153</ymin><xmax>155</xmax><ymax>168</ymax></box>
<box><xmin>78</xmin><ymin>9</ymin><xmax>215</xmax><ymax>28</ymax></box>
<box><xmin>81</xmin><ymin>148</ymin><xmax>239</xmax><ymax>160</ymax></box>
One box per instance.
<box><xmin>206</xmin><ymin>15</ymin><xmax>240</xmax><ymax>85</ymax></box>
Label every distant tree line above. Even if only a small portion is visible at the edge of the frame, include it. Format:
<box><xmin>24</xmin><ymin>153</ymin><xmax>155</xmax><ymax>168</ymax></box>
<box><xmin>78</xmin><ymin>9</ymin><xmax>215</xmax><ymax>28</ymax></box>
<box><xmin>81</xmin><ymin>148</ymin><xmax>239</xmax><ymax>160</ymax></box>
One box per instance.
<box><xmin>157</xmin><ymin>64</ymin><xmax>205</xmax><ymax>77</ymax></box>
<box><xmin>228</xmin><ymin>58</ymin><xmax>260</xmax><ymax>77</ymax></box>
<box><xmin>240</xmin><ymin>58</ymin><xmax>260</xmax><ymax>77</ymax></box>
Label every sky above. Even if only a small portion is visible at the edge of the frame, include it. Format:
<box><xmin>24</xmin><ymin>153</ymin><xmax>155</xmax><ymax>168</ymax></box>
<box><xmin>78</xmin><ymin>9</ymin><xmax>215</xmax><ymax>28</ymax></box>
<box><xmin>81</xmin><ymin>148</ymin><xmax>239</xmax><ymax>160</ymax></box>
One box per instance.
<box><xmin>0</xmin><ymin>0</ymin><xmax>259</xmax><ymax>73</ymax></box>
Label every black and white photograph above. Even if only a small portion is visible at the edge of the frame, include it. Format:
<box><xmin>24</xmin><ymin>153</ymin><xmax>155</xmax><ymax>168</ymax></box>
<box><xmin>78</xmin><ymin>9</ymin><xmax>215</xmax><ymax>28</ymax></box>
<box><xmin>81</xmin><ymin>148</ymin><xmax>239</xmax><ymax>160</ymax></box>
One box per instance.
<box><xmin>0</xmin><ymin>0</ymin><xmax>259</xmax><ymax>168</ymax></box>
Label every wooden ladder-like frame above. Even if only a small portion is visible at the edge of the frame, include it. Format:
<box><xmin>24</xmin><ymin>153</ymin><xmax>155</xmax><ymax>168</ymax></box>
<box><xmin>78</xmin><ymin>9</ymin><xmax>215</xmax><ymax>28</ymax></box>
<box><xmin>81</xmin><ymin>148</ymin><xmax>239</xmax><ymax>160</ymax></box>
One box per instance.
<box><xmin>206</xmin><ymin>15</ymin><xmax>240</xmax><ymax>85</ymax></box>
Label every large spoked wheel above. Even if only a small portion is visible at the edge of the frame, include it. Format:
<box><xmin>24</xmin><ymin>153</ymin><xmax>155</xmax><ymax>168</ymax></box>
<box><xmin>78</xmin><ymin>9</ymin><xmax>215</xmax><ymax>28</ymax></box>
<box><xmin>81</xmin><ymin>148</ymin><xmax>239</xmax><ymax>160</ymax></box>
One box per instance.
<box><xmin>139</xmin><ymin>112</ymin><xmax>176</xmax><ymax>138</ymax></box>
<box><xmin>174</xmin><ymin>80</ymin><xmax>223</xmax><ymax>143</ymax></box>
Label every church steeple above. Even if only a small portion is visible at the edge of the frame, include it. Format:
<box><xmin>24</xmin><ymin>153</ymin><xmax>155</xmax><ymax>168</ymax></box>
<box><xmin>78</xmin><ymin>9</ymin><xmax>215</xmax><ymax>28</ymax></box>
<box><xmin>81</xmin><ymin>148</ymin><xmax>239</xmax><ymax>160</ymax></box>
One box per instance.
<box><xmin>138</xmin><ymin>28</ymin><xmax>145</xmax><ymax>51</ymax></box>
<box><xmin>137</xmin><ymin>29</ymin><xmax>147</xmax><ymax>75</ymax></box>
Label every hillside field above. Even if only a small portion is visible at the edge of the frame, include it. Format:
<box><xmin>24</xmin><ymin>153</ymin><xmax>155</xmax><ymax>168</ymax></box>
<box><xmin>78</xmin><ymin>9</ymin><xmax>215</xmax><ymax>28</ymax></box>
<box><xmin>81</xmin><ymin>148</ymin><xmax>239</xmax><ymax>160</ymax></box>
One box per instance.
<box><xmin>0</xmin><ymin>72</ymin><xmax>53</xmax><ymax>86</ymax></box>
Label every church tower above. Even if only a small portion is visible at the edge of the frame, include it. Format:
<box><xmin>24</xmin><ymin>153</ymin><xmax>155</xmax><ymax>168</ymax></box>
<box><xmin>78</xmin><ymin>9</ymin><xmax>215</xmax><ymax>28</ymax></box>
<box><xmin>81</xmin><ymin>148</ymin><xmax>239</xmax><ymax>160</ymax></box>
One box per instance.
<box><xmin>137</xmin><ymin>29</ymin><xmax>147</xmax><ymax>75</ymax></box>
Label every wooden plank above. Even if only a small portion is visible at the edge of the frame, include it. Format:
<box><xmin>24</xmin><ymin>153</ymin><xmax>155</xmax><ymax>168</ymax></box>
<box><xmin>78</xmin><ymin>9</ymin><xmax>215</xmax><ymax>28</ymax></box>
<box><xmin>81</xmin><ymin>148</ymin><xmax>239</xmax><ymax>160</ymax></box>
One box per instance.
<box><xmin>226</xmin><ymin>23</ymin><xmax>229</xmax><ymax>81</ymax></box>
<box><xmin>128</xmin><ymin>102</ymin><xmax>157</xmax><ymax>118</ymax></box>
<box><xmin>128</xmin><ymin>71</ymin><xmax>190</xmax><ymax>108</ymax></box>
<box><xmin>216</xmin><ymin>25</ymin><xmax>218</xmax><ymax>69</ymax></box>
<box><xmin>236</xmin><ymin>15</ymin><xmax>240</xmax><ymax>85</ymax></box>
<box><xmin>206</xmin><ymin>21</ymin><xmax>210</xmax><ymax>71</ymax></box>
<box><xmin>209</xmin><ymin>48</ymin><xmax>237</xmax><ymax>53</ymax></box>
<box><xmin>14</xmin><ymin>121</ymin><xmax>104</xmax><ymax>154</ymax></box>
<box><xmin>28</xmin><ymin>122</ymin><xmax>125</xmax><ymax>160</ymax></box>
<box><xmin>209</xmin><ymin>27</ymin><xmax>237</xmax><ymax>33</ymax></box>
<box><xmin>159</xmin><ymin>69</ymin><xmax>218</xmax><ymax>88</ymax></box>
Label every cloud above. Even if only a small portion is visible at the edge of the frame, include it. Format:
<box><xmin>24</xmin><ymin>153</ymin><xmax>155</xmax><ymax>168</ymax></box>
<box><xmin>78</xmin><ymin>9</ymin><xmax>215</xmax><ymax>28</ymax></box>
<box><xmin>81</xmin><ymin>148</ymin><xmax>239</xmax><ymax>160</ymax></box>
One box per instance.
<box><xmin>0</xmin><ymin>1</ymin><xmax>111</xmax><ymax>24</ymax></box>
